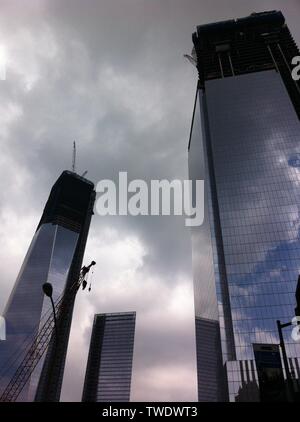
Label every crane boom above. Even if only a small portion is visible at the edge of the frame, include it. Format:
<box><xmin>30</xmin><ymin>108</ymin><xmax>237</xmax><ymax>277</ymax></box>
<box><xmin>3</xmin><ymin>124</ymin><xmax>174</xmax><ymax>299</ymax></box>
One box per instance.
<box><xmin>0</xmin><ymin>261</ymin><xmax>96</xmax><ymax>402</ymax></box>
<box><xmin>0</xmin><ymin>297</ymin><xmax>64</xmax><ymax>402</ymax></box>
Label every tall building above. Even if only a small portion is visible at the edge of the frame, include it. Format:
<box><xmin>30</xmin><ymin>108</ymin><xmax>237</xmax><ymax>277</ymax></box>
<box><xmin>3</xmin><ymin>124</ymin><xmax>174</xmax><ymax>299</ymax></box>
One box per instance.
<box><xmin>189</xmin><ymin>11</ymin><xmax>300</xmax><ymax>401</ymax></box>
<box><xmin>82</xmin><ymin>312</ymin><xmax>136</xmax><ymax>402</ymax></box>
<box><xmin>0</xmin><ymin>171</ymin><xmax>95</xmax><ymax>401</ymax></box>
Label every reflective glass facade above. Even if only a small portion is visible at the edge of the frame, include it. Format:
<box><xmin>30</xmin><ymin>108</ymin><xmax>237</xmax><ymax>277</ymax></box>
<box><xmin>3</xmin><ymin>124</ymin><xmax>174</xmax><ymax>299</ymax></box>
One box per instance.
<box><xmin>0</xmin><ymin>171</ymin><xmax>95</xmax><ymax>402</ymax></box>
<box><xmin>189</xmin><ymin>88</ymin><xmax>228</xmax><ymax>401</ymax></box>
<box><xmin>82</xmin><ymin>312</ymin><xmax>136</xmax><ymax>402</ymax></box>
<box><xmin>190</xmin><ymin>12</ymin><xmax>300</xmax><ymax>401</ymax></box>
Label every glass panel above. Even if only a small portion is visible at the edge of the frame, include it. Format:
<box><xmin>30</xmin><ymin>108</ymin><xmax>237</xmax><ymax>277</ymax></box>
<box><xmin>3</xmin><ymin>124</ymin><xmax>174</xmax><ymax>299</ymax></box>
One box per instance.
<box><xmin>0</xmin><ymin>223</ymin><xmax>79</xmax><ymax>401</ymax></box>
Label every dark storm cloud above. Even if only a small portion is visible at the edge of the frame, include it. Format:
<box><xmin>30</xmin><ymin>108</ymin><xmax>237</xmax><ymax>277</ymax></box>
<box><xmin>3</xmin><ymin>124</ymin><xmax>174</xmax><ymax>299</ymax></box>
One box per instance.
<box><xmin>0</xmin><ymin>0</ymin><xmax>300</xmax><ymax>401</ymax></box>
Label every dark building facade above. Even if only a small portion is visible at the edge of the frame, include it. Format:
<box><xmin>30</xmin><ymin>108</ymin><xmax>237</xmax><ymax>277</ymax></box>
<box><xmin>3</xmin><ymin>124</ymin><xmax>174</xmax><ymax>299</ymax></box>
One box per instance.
<box><xmin>189</xmin><ymin>11</ymin><xmax>300</xmax><ymax>401</ymax></box>
<box><xmin>0</xmin><ymin>171</ymin><xmax>95</xmax><ymax>401</ymax></box>
<box><xmin>82</xmin><ymin>312</ymin><xmax>136</xmax><ymax>402</ymax></box>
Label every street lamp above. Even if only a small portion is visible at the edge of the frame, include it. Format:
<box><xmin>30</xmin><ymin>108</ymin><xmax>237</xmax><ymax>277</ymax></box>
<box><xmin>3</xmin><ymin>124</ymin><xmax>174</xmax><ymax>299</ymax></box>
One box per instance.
<box><xmin>276</xmin><ymin>319</ymin><xmax>294</xmax><ymax>401</ymax></box>
<box><xmin>42</xmin><ymin>282</ymin><xmax>58</xmax><ymax>341</ymax></box>
<box><xmin>275</xmin><ymin>274</ymin><xmax>300</xmax><ymax>401</ymax></box>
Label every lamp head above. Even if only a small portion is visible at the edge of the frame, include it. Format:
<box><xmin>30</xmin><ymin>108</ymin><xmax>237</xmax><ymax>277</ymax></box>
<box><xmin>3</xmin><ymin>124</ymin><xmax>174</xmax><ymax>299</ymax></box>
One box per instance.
<box><xmin>42</xmin><ymin>282</ymin><xmax>53</xmax><ymax>298</ymax></box>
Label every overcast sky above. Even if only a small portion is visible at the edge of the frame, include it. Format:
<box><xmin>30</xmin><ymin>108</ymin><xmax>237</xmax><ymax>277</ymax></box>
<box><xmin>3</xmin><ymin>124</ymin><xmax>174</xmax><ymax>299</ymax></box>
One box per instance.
<box><xmin>0</xmin><ymin>0</ymin><xmax>300</xmax><ymax>402</ymax></box>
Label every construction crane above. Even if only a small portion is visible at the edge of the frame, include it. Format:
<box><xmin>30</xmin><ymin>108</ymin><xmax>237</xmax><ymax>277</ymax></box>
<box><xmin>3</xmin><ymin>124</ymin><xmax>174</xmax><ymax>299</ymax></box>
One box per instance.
<box><xmin>183</xmin><ymin>46</ymin><xmax>197</xmax><ymax>67</ymax></box>
<box><xmin>0</xmin><ymin>261</ymin><xmax>96</xmax><ymax>402</ymax></box>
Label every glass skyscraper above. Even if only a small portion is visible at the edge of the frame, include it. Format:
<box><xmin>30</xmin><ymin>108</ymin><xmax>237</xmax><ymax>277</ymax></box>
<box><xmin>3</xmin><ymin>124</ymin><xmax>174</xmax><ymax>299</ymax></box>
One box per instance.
<box><xmin>82</xmin><ymin>312</ymin><xmax>136</xmax><ymax>402</ymax></box>
<box><xmin>0</xmin><ymin>171</ymin><xmax>95</xmax><ymax>402</ymax></box>
<box><xmin>189</xmin><ymin>11</ymin><xmax>300</xmax><ymax>401</ymax></box>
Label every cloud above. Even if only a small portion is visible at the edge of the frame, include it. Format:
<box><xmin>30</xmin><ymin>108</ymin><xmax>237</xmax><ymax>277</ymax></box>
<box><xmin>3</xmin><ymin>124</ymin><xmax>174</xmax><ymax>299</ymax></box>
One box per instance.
<box><xmin>62</xmin><ymin>228</ymin><xmax>197</xmax><ymax>401</ymax></box>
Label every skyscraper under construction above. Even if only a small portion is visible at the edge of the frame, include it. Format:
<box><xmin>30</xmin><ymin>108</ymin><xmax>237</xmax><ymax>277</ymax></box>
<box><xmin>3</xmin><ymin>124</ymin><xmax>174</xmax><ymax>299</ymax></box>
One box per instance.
<box><xmin>0</xmin><ymin>171</ymin><xmax>95</xmax><ymax>401</ymax></box>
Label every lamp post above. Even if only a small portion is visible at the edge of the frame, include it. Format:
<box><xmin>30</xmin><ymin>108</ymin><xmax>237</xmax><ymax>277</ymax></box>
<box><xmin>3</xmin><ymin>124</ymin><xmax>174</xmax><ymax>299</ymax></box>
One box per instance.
<box><xmin>276</xmin><ymin>319</ymin><xmax>294</xmax><ymax>401</ymax></box>
<box><xmin>274</xmin><ymin>274</ymin><xmax>300</xmax><ymax>401</ymax></box>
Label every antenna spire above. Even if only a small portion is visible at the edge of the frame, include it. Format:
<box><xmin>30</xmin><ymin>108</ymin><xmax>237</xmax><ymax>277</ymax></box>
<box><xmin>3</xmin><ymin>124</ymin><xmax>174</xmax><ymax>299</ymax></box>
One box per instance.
<box><xmin>72</xmin><ymin>141</ymin><xmax>76</xmax><ymax>173</ymax></box>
